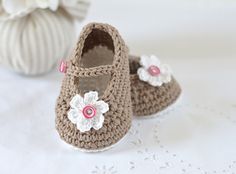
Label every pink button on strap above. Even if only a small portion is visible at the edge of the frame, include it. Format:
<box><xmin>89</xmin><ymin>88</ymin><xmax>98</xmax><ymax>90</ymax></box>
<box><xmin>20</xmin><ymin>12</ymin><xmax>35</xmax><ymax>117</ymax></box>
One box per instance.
<box><xmin>59</xmin><ymin>60</ymin><xmax>67</xmax><ymax>73</ymax></box>
<box><xmin>148</xmin><ymin>65</ymin><xmax>161</xmax><ymax>76</ymax></box>
<box><xmin>82</xmin><ymin>105</ymin><xmax>97</xmax><ymax>119</ymax></box>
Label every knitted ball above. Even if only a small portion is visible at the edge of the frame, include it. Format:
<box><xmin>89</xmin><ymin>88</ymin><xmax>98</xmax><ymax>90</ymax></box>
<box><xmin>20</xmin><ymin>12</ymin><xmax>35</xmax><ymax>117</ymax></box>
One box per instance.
<box><xmin>0</xmin><ymin>0</ymin><xmax>89</xmax><ymax>75</ymax></box>
<box><xmin>0</xmin><ymin>8</ymin><xmax>76</xmax><ymax>75</ymax></box>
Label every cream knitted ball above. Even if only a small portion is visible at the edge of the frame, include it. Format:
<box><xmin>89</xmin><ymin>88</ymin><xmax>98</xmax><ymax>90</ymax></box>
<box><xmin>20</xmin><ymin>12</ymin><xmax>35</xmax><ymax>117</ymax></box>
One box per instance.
<box><xmin>0</xmin><ymin>0</ymin><xmax>90</xmax><ymax>75</ymax></box>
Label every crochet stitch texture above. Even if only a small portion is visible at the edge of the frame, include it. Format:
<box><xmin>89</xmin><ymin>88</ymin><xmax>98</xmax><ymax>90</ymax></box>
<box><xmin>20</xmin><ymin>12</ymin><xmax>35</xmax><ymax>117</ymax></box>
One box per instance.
<box><xmin>129</xmin><ymin>56</ymin><xmax>182</xmax><ymax>116</ymax></box>
<box><xmin>55</xmin><ymin>23</ymin><xmax>132</xmax><ymax>151</ymax></box>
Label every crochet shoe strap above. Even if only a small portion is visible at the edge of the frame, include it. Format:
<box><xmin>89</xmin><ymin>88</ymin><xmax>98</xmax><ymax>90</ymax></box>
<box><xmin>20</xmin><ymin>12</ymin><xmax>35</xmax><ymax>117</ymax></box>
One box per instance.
<box><xmin>66</xmin><ymin>61</ymin><xmax>115</xmax><ymax>77</ymax></box>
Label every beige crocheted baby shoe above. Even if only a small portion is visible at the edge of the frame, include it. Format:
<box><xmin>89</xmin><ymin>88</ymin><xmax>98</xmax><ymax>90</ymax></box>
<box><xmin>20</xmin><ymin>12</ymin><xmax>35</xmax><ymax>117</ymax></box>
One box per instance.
<box><xmin>55</xmin><ymin>23</ymin><xmax>132</xmax><ymax>152</ymax></box>
<box><xmin>129</xmin><ymin>55</ymin><xmax>182</xmax><ymax>117</ymax></box>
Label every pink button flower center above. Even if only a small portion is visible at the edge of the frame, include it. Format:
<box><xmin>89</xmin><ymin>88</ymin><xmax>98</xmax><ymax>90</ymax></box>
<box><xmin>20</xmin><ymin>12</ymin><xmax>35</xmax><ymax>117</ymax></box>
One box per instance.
<box><xmin>82</xmin><ymin>105</ymin><xmax>96</xmax><ymax>119</ymax></box>
<box><xmin>59</xmin><ymin>60</ymin><xmax>67</xmax><ymax>73</ymax></box>
<box><xmin>148</xmin><ymin>65</ymin><xmax>161</xmax><ymax>76</ymax></box>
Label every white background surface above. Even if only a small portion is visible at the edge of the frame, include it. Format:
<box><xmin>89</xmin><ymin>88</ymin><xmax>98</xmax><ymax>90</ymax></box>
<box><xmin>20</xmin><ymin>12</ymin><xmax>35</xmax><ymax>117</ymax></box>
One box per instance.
<box><xmin>1</xmin><ymin>0</ymin><xmax>236</xmax><ymax>174</ymax></box>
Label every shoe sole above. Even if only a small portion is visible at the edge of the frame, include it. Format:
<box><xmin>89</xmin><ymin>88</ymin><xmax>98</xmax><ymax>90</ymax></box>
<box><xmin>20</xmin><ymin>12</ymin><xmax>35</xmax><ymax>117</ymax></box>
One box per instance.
<box><xmin>58</xmin><ymin>127</ymin><xmax>130</xmax><ymax>153</ymax></box>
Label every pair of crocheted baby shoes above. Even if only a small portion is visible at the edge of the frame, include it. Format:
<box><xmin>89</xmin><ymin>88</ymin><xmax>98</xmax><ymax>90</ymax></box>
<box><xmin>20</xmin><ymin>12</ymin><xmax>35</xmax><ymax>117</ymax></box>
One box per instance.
<box><xmin>55</xmin><ymin>23</ymin><xmax>181</xmax><ymax>152</ymax></box>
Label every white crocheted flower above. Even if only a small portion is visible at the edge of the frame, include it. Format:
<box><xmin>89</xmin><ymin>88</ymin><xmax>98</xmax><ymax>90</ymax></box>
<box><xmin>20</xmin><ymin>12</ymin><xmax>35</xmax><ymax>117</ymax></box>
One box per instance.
<box><xmin>1</xmin><ymin>0</ymin><xmax>59</xmax><ymax>17</ymax></box>
<box><xmin>137</xmin><ymin>55</ymin><xmax>172</xmax><ymax>87</ymax></box>
<box><xmin>68</xmin><ymin>91</ymin><xmax>109</xmax><ymax>133</ymax></box>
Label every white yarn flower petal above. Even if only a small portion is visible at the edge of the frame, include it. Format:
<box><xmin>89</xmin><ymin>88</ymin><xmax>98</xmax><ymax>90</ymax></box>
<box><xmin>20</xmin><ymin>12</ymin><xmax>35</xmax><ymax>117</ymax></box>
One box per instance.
<box><xmin>160</xmin><ymin>64</ymin><xmax>172</xmax><ymax>74</ymax></box>
<box><xmin>70</xmin><ymin>94</ymin><xmax>84</xmax><ymax>110</ymax></box>
<box><xmin>137</xmin><ymin>67</ymin><xmax>150</xmax><ymax>82</ymax></box>
<box><xmin>68</xmin><ymin>91</ymin><xmax>109</xmax><ymax>132</ymax></box>
<box><xmin>140</xmin><ymin>55</ymin><xmax>151</xmax><ymax>68</ymax></box>
<box><xmin>149</xmin><ymin>55</ymin><xmax>161</xmax><ymax>66</ymax></box>
<box><xmin>149</xmin><ymin>76</ymin><xmax>163</xmax><ymax>87</ymax></box>
<box><xmin>95</xmin><ymin>101</ymin><xmax>109</xmax><ymax>114</ymax></box>
<box><xmin>76</xmin><ymin>117</ymin><xmax>92</xmax><ymax>132</ymax></box>
<box><xmin>76</xmin><ymin>112</ymin><xmax>105</xmax><ymax>132</ymax></box>
<box><xmin>160</xmin><ymin>73</ymin><xmax>172</xmax><ymax>83</ymax></box>
<box><xmin>160</xmin><ymin>64</ymin><xmax>172</xmax><ymax>83</ymax></box>
<box><xmin>68</xmin><ymin>108</ymin><xmax>81</xmax><ymax>124</ymax></box>
<box><xmin>84</xmin><ymin>91</ymin><xmax>98</xmax><ymax>105</ymax></box>
<box><xmin>92</xmin><ymin>114</ymin><xmax>105</xmax><ymax>130</ymax></box>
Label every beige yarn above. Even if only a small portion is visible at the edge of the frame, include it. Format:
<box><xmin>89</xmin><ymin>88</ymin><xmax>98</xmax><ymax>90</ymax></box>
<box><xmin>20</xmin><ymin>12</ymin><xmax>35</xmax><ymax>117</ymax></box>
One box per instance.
<box><xmin>129</xmin><ymin>56</ymin><xmax>182</xmax><ymax>117</ymax></box>
<box><xmin>55</xmin><ymin>23</ymin><xmax>132</xmax><ymax>151</ymax></box>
